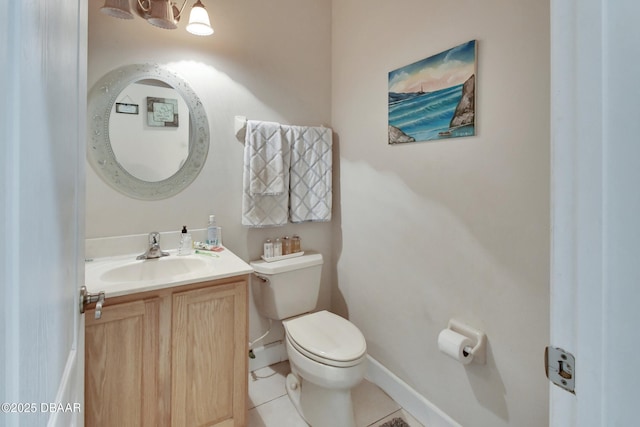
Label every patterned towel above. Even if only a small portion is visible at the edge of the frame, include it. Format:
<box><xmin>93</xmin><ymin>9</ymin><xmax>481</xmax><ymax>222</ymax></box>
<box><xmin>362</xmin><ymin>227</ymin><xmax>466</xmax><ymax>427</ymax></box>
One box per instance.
<box><xmin>241</xmin><ymin>121</ymin><xmax>291</xmax><ymax>227</ymax></box>
<box><xmin>246</xmin><ymin>120</ymin><xmax>286</xmax><ymax>195</ymax></box>
<box><xmin>289</xmin><ymin>126</ymin><xmax>332</xmax><ymax>223</ymax></box>
<box><xmin>241</xmin><ymin>121</ymin><xmax>332</xmax><ymax>227</ymax></box>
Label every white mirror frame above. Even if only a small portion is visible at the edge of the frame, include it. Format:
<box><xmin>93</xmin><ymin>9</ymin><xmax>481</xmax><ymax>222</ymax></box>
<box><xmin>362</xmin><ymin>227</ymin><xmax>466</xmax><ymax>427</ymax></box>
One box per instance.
<box><xmin>87</xmin><ymin>63</ymin><xmax>209</xmax><ymax>200</ymax></box>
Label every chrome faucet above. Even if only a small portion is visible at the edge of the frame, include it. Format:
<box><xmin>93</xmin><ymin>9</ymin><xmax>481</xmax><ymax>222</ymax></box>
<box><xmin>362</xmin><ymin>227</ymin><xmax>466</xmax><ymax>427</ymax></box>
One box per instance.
<box><xmin>137</xmin><ymin>232</ymin><xmax>170</xmax><ymax>260</ymax></box>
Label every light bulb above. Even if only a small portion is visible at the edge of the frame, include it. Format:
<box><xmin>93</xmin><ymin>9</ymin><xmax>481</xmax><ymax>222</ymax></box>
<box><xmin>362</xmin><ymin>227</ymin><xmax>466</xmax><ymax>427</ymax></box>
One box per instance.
<box><xmin>186</xmin><ymin>0</ymin><xmax>214</xmax><ymax>36</ymax></box>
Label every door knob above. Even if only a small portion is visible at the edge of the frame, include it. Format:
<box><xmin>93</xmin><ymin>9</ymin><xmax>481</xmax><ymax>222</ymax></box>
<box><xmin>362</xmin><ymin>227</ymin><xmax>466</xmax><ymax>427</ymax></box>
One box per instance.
<box><xmin>80</xmin><ymin>286</ymin><xmax>106</xmax><ymax>319</ymax></box>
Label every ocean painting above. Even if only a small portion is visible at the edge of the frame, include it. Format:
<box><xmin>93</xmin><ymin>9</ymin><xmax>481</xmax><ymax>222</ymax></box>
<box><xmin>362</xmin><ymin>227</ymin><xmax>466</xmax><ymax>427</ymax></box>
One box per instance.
<box><xmin>388</xmin><ymin>40</ymin><xmax>477</xmax><ymax>144</ymax></box>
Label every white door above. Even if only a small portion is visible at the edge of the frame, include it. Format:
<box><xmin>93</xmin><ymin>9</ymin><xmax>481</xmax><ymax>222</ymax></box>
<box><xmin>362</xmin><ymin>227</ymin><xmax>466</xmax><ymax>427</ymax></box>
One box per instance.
<box><xmin>0</xmin><ymin>1</ymin><xmax>87</xmax><ymax>427</ymax></box>
<box><xmin>550</xmin><ymin>0</ymin><xmax>640</xmax><ymax>425</ymax></box>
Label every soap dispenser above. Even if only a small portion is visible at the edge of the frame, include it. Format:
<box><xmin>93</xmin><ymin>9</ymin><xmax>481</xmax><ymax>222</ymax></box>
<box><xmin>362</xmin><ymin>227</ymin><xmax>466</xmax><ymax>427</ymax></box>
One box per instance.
<box><xmin>206</xmin><ymin>215</ymin><xmax>218</xmax><ymax>246</ymax></box>
<box><xmin>178</xmin><ymin>225</ymin><xmax>193</xmax><ymax>255</ymax></box>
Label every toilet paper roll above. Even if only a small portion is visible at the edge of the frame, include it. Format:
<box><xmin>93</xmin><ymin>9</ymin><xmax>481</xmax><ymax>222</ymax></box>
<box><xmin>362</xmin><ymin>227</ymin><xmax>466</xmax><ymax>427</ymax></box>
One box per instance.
<box><xmin>438</xmin><ymin>329</ymin><xmax>474</xmax><ymax>365</ymax></box>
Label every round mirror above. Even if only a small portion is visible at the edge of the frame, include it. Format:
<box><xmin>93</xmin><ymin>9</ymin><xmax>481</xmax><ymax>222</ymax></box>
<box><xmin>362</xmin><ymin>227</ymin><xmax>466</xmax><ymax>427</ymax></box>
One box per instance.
<box><xmin>87</xmin><ymin>64</ymin><xmax>209</xmax><ymax>200</ymax></box>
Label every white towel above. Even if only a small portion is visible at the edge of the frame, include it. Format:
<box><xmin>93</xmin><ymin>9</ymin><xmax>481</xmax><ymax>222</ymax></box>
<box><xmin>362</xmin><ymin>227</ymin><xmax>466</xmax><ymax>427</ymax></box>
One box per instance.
<box><xmin>289</xmin><ymin>126</ymin><xmax>332</xmax><ymax>223</ymax></box>
<box><xmin>242</xmin><ymin>121</ymin><xmax>290</xmax><ymax>227</ymax></box>
<box><xmin>246</xmin><ymin>120</ymin><xmax>286</xmax><ymax>195</ymax></box>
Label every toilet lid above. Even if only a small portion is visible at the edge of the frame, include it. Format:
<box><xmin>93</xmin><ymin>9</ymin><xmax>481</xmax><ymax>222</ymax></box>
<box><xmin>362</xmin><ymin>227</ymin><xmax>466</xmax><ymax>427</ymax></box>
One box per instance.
<box><xmin>284</xmin><ymin>311</ymin><xmax>366</xmax><ymax>365</ymax></box>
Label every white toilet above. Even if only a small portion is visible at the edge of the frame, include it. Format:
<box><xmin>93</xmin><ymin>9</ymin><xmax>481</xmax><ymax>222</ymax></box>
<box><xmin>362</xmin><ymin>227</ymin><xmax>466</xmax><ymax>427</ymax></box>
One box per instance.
<box><xmin>250</xmin><ymin>252</ymin><xmax>367</xmax><ymax>427</ymax></box>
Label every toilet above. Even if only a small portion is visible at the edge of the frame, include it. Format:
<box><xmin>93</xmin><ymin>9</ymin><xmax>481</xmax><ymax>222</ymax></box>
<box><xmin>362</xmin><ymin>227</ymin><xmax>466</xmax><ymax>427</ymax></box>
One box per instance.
<box><xmin>250</xmin><ymin>252</ymin><xmax>367</xmax><ymax>427</ymax></box>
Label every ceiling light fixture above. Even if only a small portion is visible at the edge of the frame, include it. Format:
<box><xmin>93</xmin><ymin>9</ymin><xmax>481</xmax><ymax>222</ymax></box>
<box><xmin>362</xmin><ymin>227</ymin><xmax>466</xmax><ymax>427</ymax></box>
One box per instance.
<box><xmin>186</xmin><ymin>0</ymin><xmax>214</xmax><ymax>36</ymax></box>
<box><xmin>100</xmin><ymin>0</ymin><xmax>134</xmax><ymax>19</ymax></box>
<box><xmin>101</xmin><ymin>0</ymin><xmax>214</xmax><ymax>36</ymax></box>
<box><xmin>143</xmin><ymin>0</ymin><xmax>178</xmax><ymax>29</ymax></box>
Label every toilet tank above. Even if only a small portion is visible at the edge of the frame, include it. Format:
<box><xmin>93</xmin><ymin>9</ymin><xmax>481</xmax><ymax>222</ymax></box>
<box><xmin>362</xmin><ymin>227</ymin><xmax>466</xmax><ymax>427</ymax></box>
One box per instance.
<box><xmin>250</xmin><ymin>252</ymin><xmax>323</xmax><ymax>320</ymax></box>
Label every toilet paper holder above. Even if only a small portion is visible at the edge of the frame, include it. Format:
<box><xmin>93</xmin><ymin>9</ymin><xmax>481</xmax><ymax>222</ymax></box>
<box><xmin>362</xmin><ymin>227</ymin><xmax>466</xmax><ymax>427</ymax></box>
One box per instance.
<box><xmin>447</xmin><ymin>319</ymin><xmax>487</xmax><ymax>365</ymax></box>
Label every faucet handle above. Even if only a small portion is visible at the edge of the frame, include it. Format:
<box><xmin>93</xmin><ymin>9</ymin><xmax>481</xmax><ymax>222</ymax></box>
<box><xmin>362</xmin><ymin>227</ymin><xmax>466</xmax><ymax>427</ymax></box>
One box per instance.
<box><xmin>149</xmin><ymin>231</ymin><xmax>160</xmax><ymax>245</ymax></box>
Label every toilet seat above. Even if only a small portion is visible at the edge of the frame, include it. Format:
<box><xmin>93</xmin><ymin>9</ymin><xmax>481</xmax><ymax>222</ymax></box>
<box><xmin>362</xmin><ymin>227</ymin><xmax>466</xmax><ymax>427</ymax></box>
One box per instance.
<box><xmin>284</xmin><ymin>311</ymin><xmax>367</xmax><ymax>368</ymax></box>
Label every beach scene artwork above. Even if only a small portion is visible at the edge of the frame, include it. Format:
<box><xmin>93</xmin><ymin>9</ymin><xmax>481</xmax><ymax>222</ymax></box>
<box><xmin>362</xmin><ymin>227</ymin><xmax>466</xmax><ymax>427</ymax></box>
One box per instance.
<box><xmin>388</xmin><ymin>40</ymin><xmax>477</xmax><ymax>144</ymax></box>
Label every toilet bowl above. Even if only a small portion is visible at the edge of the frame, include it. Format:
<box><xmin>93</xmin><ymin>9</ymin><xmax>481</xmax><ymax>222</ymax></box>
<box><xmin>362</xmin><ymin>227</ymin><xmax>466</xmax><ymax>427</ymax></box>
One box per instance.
<box><xmin>250</xmin><ymin>253</ymin><xmax>368</xmax><ymax>427</ymax></box>
<box><xmin>283</xmin><ymin>310</ymin><xmax>367</xmax><ymax>427</ymax></box>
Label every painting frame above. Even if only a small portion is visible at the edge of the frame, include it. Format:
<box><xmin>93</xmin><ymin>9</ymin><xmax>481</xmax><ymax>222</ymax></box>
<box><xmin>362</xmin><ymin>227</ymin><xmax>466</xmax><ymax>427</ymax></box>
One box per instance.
<box><xmin>115</xmin><ymin>102</ymin><xmax>139</xmax><ymax>115</ymax></box>
<box><xmin>147</xmin><ymin>96</ymin><xmax>179</xmax><ymax>127</ymax></box>
<box><xmin>388</xmin><ymin>40</ymin><xmax>477</xmax><ymax>144</ymax></box>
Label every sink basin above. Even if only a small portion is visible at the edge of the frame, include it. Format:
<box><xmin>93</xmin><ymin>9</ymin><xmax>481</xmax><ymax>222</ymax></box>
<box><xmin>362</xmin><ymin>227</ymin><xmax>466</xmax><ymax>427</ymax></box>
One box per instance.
<box><xmin>100</xmin><ymin>256</ymin><xmax>210</xmax><ymax>283</ymax></box>
<box><xmin>84</xmin><ymin>248</ymin><xmax>254</xmax><ymax>297</ymax></box>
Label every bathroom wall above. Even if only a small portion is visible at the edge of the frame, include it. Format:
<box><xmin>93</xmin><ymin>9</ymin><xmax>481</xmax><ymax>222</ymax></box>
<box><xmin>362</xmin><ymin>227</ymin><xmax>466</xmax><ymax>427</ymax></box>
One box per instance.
<box><xmin>87</xmin><ymin>0</ymin><xmax>333</xmax><ymax>346</ymax></box>
<box><xmin>89</xmin><ymin>2</ymin><xmax>550</xmax><ymax>423</ymax></box>
<box><xmin>331</xmin><ymin>1</ymin><xmax>550</xmax><ymax>426</ymax></box>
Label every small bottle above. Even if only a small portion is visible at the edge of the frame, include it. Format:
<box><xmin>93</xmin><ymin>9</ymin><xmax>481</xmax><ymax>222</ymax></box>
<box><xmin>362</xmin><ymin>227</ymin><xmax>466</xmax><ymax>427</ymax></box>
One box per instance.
<box><xmin>178</xmin><ymin>226</ymin><xmax>193</xmax><ymax>255</ymax></box>
<box><xmin>292</xmin><ymin>235</ymin><xmax>301</xmax><ymax>253</ymax></box>
<box><xmin>282</xmin><ymin>236</ymin><xmax>291</xmax><ymax>255</ymax></box>
<box><xmin>263</xmin><ymin>239</ymin><xmax>274</xmax><ymax>258</ymax></box>
<box><xmin>273</xmin><ymin>238</ymin><xmax>282</xmax><ymax>257</ymax></box>
<box><xmin>206</xmin><ymin>215</ymin><xmax>218</xmax><ymax>246</ymax></box>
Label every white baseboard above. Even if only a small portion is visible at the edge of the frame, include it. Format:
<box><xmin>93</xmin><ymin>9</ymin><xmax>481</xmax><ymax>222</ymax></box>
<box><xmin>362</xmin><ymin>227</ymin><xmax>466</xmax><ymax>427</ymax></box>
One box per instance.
<box><xmin>249</xmin><ymin>340</ymin><xmax>288</xmax><ymax>372</ymax></box>
<box><xmin>249</xmin><ymin>345</ymin><xmax>459</xmax><ymax>427</ymax></box>
<box><xmin>365</xmin><ymin>355</ymin><xmax>461</xmax><ymax>427</ymax></box>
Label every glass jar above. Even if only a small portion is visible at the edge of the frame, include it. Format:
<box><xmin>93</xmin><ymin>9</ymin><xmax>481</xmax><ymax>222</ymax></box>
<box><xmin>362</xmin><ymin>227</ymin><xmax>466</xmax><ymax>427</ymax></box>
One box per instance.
<box><xmin>282</xmin><ymin>236</ymin><xmax>292</xmax><ymax>255</ymax></box>
<box><xmin>292</xmin><ymin>235</ymin><xmax>301</xmax><ymax>253</ymax></box>
<box><xmin>263</xmin><ymin>238</ymin><xmax>274</xmax><ymax>258</ymax></box>
<box><xmin>273</xmin><ymin>238</ymin><xmax>282</xmax><ymax>257</ymax></box>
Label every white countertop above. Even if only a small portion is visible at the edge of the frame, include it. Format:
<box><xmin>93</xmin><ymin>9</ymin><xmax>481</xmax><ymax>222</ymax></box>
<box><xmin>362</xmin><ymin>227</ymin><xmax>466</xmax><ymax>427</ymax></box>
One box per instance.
<box><xmin>85</xmin><ymin>246</ymin><xmax>253</xmax><ymax>298</ymax></box>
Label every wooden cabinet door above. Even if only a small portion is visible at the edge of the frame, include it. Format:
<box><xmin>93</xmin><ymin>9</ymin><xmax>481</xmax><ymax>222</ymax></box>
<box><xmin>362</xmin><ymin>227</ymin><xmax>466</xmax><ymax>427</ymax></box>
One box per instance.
<box><xmin>85</xmin><ymin>297</ymin><xmax>170</xmax><ymax>427</ymax></box>
<box><xmin>172</xmin><ymin>281</ymin><xmax>248</xmax><ymax>427</ymax></box>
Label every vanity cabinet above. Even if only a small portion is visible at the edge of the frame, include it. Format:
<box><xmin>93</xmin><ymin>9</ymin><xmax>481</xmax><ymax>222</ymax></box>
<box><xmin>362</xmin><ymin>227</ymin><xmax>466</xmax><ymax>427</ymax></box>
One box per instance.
<box><xmin>85</xmin><ymin>296</ymin><xmax>169</xmax><ymax>426</ymax></box>
<box><xmin>84</xmin><ymin>276</ymin><xmax>248</xmax><ymax>427</ymax></box>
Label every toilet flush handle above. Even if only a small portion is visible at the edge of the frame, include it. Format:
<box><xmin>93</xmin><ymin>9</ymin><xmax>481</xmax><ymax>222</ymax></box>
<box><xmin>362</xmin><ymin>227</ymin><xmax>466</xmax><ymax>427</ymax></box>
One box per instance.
<box><xmin>253</xmin><ymin>273</ymin><xmax>270</xmax><ymax>285</ymax></box>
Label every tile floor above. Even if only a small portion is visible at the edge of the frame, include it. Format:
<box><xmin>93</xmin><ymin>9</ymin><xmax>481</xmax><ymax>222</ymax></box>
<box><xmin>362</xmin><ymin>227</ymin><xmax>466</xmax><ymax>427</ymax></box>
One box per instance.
<box><xmin>248</xmin><ymin>361</ymin><xmax>424</xmax><ymax>427</ymax></box>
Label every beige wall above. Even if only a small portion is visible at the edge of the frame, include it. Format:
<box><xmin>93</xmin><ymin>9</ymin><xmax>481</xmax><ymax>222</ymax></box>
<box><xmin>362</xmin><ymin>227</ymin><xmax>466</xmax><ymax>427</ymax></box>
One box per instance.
<box><xmin>87</xmin><ymin>0</ymin><xmax>333</xmax><ymax>345</ymax></box>
<box><xmin>331</xmin><ymin>1</ymin><xmax>550</xmax><ymax>426</ymax></box>
<box><xmin>89</xmin><ymin>0</ymin><xmax>550</xmax><ymax>424</ymax></box>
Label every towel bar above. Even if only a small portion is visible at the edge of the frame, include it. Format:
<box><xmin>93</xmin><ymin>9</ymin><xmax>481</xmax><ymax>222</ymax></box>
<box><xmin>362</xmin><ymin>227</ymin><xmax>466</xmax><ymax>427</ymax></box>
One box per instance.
<box><xmin>234</xmin><ymin>115</ymin><xmax>328</xmax><ymax>144</ymax></box>
<box><xmin>234</xmin><ymin>115</ymin><xmax>247</xmax><ymax>142</ymax></box>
